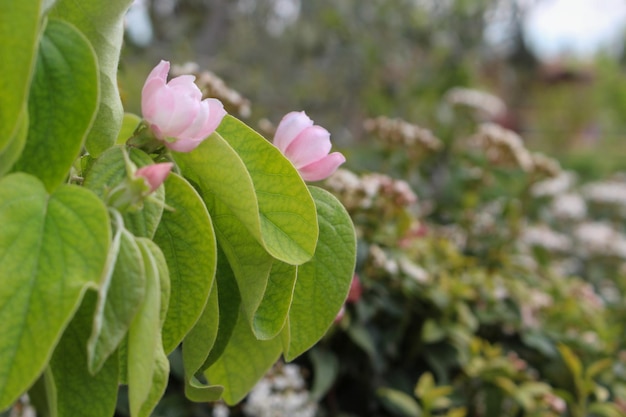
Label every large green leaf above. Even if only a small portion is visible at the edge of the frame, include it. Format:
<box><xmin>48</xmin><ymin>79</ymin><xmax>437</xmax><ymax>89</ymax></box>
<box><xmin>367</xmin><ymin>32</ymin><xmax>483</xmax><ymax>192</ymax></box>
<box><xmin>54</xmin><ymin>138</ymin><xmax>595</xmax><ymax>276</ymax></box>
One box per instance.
<box><xmin>50</xmin><ymin>0</ymin><xmax>133</xmax><ymax>156</ymax></box>
<box><xmin>173</xmin><ymin>133</ymin><xmax>261</xmax><ymax>244</ymax></box>
<box><xmin>141</xmin><ymin>239</ymin><xmax>170</xmax><ymax>326</ymax></box>
<box><xmin>27</xmin><ymin>369</ymin><xmax>57</xmax><ymax>417</ymax></box>
<box><xmin>182</xmin><ymin>286</ymin><xmax>223</xmax><ymax>403</ymax></box>
<box><xmin>253</xmin><ymin>261</ymin><xmax>298</xmax><ymax>340</ymax></box>
<box><xmin>0</xmin><ymin>173</ymin><xmax>110</xmax><ymax>409</ymax></box>
<box><xmin>217</xmin><ymin>115</ymin><xmax>318</xmax><ymax>264</ymax></box>
<box><xmin>173</xmin><ymin>137</ymin><xmax>273</xmax><ymax>329</ymax></box>
<box><xmin>83</xmin><ymin>146</ymin><xmax>164</xmax><ymax>238</ymax></box>
<box><xmin>204</xmin><ymin>312</ymin><xmax>282</xmax><ymax>405</ymax></box>
<box><xmin>0</xmin><ymin>108</ymin><xmax>28</xmax><ymax>177</ymax></box>
<box><xmin>154</xmin><ymin>173</ymin><xmax>216</xmax><ymax>354</ymax></box>
<box><xmin>201</xmin><ymin>248</ymin><xmax>242</xmax><ymax>371</ymax></box>
<box><xmin>14</xmin><ymin>18</ymin><xmax>99</xmax><ymax>192</ymax></box>
<box><xmin>49</xmin><ymin>291</ymin><xmax>119</xmax><ymax>417</ymax></box>
<box><xmin>87</xmin><ymin>227</ymin><xmax>145</xmax><ymax>374</ymax></box>
<box><xmin>127</xmin><ymin>238</ymin><xmax>168</xmax><ymax>417</ymax></box>
<box><xmin>0</xmin><ymin>1</ymin><xmax>42</xmax><ymax>152</ymax></box>
<box><xmin>282</xmin><ymin>187</ymin><xmax>356</xmax><ymax>361</ymax></box>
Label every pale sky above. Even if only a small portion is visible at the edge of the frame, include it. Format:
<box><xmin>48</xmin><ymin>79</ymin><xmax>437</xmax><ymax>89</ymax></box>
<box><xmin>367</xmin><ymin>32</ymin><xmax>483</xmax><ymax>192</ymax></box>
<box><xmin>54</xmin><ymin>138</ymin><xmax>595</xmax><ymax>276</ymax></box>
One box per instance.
<box><xmin>523</xmin><ymin>0</ymin><xmax>626</xmax><ymax>59</ymax></box>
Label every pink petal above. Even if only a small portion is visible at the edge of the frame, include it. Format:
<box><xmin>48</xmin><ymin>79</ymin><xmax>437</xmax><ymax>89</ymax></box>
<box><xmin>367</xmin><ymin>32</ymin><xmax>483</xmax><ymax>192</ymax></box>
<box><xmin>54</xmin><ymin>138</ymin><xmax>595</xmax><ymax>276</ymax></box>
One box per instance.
<box><xmin>284</xmin><ymin>126</ymin><xmax>332</xmax><ymax>169</ymax></box>
<box><xmin>143</xmin><ymin>87</ymin><xmax>177</xmax><ymax>137</ymax></box>
<box><xmin>136</xmin><ymin>162</ymin><xmax>173</xmax><ymax>192</ymax></box>
<box><xmin>162</xmin><ymin>92</ymin><xmax>200</xmax><ymax>137</ymax></box>
<box><xmin>166</xmin><ymin>138</ymin><xmax>204</xmax><ymax>152</ymax></box>
<box><xmin>298</xmin><ymin>152</ymin><xmax>346</xmax><ymax>182</ymax></box>
<box><xmin>141</xmin><ymin>60</ymin><xmax>169</xmax><ymax>114</ymax></box>
<box><xmin>168</xmin><ymin>75</ymin><xmax>202</xmax><ymax>101</ymax></box>
<box><xmin>273</xmin><ymin>111</ymin><xmax>313</xmax><ymax>153</ymax></box>
<box><xmin>193</xmin><ymin>98</ymin><xmax>226</xmax><ymax>140</ymax></box>
<box><xmin>178</xmin><ymin>99</ymin><xmax>210</xmax><ymax>140</ymax></box>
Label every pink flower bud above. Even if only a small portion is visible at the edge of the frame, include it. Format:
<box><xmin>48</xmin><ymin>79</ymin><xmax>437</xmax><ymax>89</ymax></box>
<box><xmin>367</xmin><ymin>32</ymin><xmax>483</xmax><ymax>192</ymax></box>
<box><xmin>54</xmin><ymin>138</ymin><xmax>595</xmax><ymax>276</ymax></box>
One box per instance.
<box><xmin>141</xmin><ymin>60</ymin><xmax>227</xmax><ymax>152</ymax></box>
<box><xmin>273</xmin><ymin>111</ymin><xmax>345</xmax><ymax>181</ymax></box>
<box><xmin>135</xmin><ymin>162</ymin><xmax>173</xmax><ymax>193</ymax></box>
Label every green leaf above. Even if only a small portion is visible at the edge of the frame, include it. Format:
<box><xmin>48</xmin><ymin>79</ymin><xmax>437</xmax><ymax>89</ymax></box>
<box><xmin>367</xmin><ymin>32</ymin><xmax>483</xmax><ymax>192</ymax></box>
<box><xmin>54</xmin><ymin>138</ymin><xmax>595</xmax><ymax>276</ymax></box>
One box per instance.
<box><xmin>141</xmin><ymin>240</ymin><xmax>170</xmax><ymax>326</ymax></box>
<box><xmin>217</xmin><ymin>115</ymin><xmax>318</xmax><ymax>264</ymax></box>
<box><xmin>137</xmin><ymin>345</ymin><xmax>169</xmax><ymax>417</ymax></box>
<box><xmin>154</xmin><ymin>173</ymin><xmax>216</xmax><ymax>354</ymax></box>
<box><xmin>253</xmin><ymin>261</ymin><xmax>297</xmax><ymax>340</ymax></box>
<box><xmin>83</xmin><ymin>146</ymin><xmax>164</xmax><ymax>238</ymax></box>
<box><xmin>282</xmin><ymin>187</ymin><xmax>356</xmax><ymax>360</ymax></box>
<box><xmin>558</xmin><ymin>344</ymin><xmax>582</xmax><ymax>381</ymax></box>
<box><xmin>14</xmin><ymin>18</ymin><xmax>98</xmax><ymax>192</ymax></box>
<box><xmin>50</xmin><ymin>0</ymin><xmax>133</xmax><ymax>156</ymax></box>
<box><xmin>182</xmin><ymin>286</ymin><xmax>223</xmax><ymax>403</ymax></box>
<box><xmin>28</xmin><ymin>369</ymin><xmax>57</xmax><ymax>417</ymax></box>
<box><xmin>204</xmin><ymin>313</ymin><xmax>282</xmax><ymax>405</ymax></box>
<box><xmin>87</xmin><ymin>226</ymin><xmax>144</xmax><ymax>374</ymax></box>
<box><xmin>128</xmin><ymin>238</ymin><xmax>167</xmax><ymax>417</ymax></box>
<box><xmin>588</xmin><ymin>403</ymin><xmax>624</xmax><ymax>417</ymax></box>
<box><xmin>116</xmin><ymin>113</ymin><xmax>142</xmax><ymax>145</ymax></box>
<box><xmin>50</xmin><ymin>291</ymin><xmax>119</xmax><ymax>417</ymax></box>
<box><xmin>377</xmin><ymin>387</ymin><xmax>422</xmax><ymax>417</ymax></box>
<box><xmin>173</xmin><ymin>137</ymin><xmax>273</xmax><ymax>330</ymax></box>
<box><xmin>0</xmin><ymin>173</ymin><xmax>110</xmax><ymax>409</ymax></box>
<box><xmin>183</xmin><ymin>286</ymin><xmax>219</xmax><ymax>377</ymax></box>
<box><xmin>0</xmin><ymin>108</ymin><xmax>28</xmax><ymax>177</ymax></box>
<box><xmin>216</xmin><ymin>220</ymin><xmax>274</xmax><ymax>332</ymax></box>
<box><xmin>0</xmin><ymin>1</ymin><xmax>42</xmax><ymax>152</ymax></box>
<box><xmin>201</xmin><ymin>248</ymin><xmax>242</xmax><ymax>370</ymax></box>
<box><xmin>585</xmin><ymin>358</ymin><xmax>612</xmax><ymax>380</ymax></box>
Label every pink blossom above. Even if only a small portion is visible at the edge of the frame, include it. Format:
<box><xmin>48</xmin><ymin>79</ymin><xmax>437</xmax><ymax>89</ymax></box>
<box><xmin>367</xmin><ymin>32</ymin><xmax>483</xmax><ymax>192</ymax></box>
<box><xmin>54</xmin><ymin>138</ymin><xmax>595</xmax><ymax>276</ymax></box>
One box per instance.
<box><xmin>273</xmin><ymin>111</ymin><xmax>345</xmax><ymax>181</ymax></box>
<box><xmin>136</xmin><ymin>162</ymin><xmax>173</xmax><ymax>193</ymax></box>
<box><xmin>346</xmin><ymin>274</ymin><xmax>363</xmax><ymax>303</ymax></box>
<box><xmin>335</xmin><ymin>275</ymin><xmax>362</xmax><ymax>324</ymax></box>
<box><xmin>142</xmin><ymin>60</ymin><xmax>226</xmax><ymax>152</ymax></box>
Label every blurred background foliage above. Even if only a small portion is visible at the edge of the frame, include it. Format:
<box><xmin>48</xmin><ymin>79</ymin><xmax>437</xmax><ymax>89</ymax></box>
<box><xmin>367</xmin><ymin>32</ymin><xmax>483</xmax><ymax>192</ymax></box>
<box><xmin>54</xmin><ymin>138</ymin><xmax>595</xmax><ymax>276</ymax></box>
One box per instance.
<box><xmin>112</xmin><ymin>0</ymin><xmax>626</xmax><ymax>416</ymax></box>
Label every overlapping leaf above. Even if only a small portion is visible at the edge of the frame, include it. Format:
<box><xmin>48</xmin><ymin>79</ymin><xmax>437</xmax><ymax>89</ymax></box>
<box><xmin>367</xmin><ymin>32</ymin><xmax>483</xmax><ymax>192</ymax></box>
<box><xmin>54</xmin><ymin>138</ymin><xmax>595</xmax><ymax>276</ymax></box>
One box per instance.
<box><xmin>50</xmin><ymin>0</ymin><xmax>133</xmax><ymax>156</ymax></box>
<box><xmin>14</xmin><ymin>18</ymin><xmax>99</xmax><ymax>191</ymax></box>
<box><xmin>173</xmin><ymin>135</ymin><xmax>273</xmax><ymax>329</ymax></box>
<box><xmin>282</xmin><ymin>186</ymin><xmax>357</xmax><ymax>360</ymax></box>
<box><xmin>0</xmin><ymin>1</ymin><xmax>42</xmax><ymax>152</ymax></box>
<box><xmin>205</xmin><ymin>312</ymin><xmax>283</xmax><ymax>405</ymax></box>
<box><xmin>50</xmin><ymin>292</ymin><xmax>119</xmax><ymax>417</ymax></box>
<box><xmin>217</xmin><ymin>115</ymin><xmax>318</xmax><ymax>265</ymax></box>
<box><xmin>253</xmin><ymin>261</ymin><xmax>298</xmax><ymax>340</ymax></box>
<box><xmin>0</xmin><ymin>109</ymin><xmax>28</xmax><ymax>177</ymax></box>
<box><xmin>127</xmin><ymin>238</ymin><xmax>168</xmax><ymax>417</ymax></box>
<box><xmin>0</xmin><ymin>173</ymin><xmax>110</xmax><ymax>409</ymax></box>
<box><xmin>154</xmin><ymin>173</ymin><xmax>216</xmax><ymax>353</ymax></box>
<box><xmin>182</xmin><ymin>286</ymin><xmax>223</xmax><ymax>402</ymax></box>
<box><xmin>87</xmin><ymin>227</ymin><xmax>145</xmax><ymax>374</ymax></box>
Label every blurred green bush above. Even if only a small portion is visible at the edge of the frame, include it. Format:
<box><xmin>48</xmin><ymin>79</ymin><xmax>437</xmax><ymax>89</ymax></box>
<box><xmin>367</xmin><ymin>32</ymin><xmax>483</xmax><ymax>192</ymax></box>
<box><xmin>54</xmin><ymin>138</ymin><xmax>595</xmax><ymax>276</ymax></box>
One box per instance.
<box><xmin>313</xmin><ymin>94</ymin><xmax>626</xmax><ymax>417</ymax></box>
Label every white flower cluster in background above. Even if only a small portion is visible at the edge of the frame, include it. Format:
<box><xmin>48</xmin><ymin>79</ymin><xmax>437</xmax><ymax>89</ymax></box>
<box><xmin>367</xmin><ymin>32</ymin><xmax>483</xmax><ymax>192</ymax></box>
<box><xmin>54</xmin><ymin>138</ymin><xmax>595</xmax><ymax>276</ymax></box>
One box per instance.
<box><xmin>445</xmin><ymin>87</ymin><xmax>507</xmax><ymax>119</ymax></box>
<box><xmin>468</xmin><ymin>123</ymin><xmax>534</xmax><ymax>172</ymax></box>
<box><xmin>521</xmin><ymin>224</ymin><xmax>572</xmax><ymax>253</ymax></box>
<box><xmin>363</xmin><ymin>116</ymin><xmax>442</xmax><ymax>153</ymax></box>
<box><xmin>242</xmin><ymin>363</ymin><xmax>317</xmax><ymax>417</ymax></box>
<box><xmin>531</xmin><ymin>171</ymin><xmax>577</xmax><ymax>197</ymax></box>
<box><xmin>574</xmin><ymin>221</ymin><xmax>626</xmax><ymax>259</ymax></box>
<box><xmin>325</xmin><ymin>169</ymin><xmax>418</xmax><ymax>211</ymax></box>
<box><xmin>583</xmin><ymin>179</ymin><xmax>626</xmax><ymax>209</ymax></box>
<box><xmin>550</xmin><ymin>193</ymin><xmax>587</xmax><ymax>221</ymax></box>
